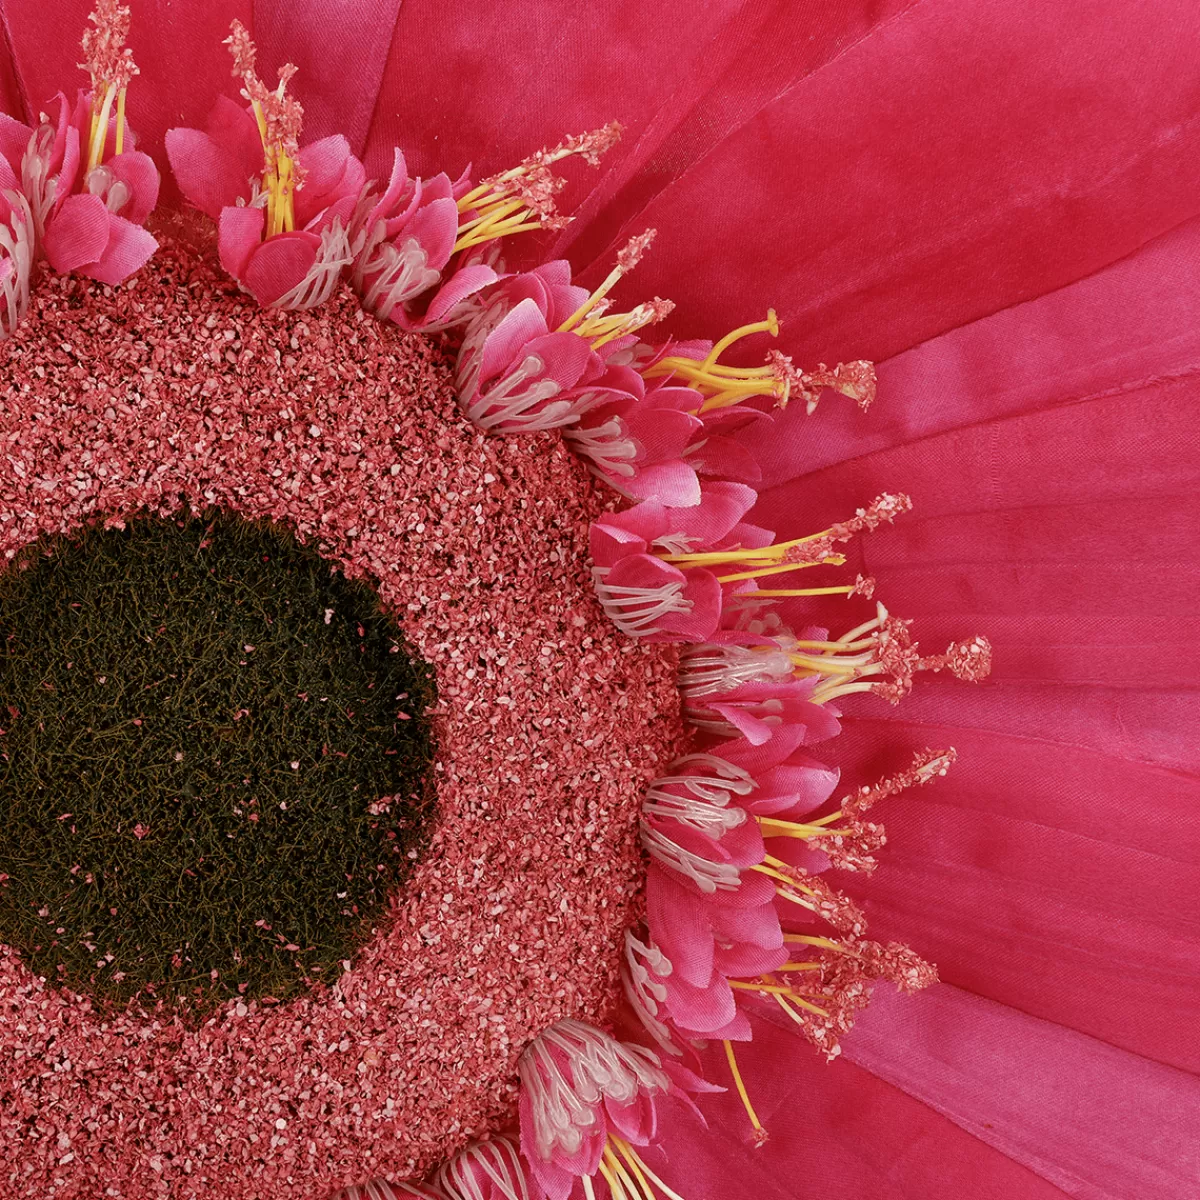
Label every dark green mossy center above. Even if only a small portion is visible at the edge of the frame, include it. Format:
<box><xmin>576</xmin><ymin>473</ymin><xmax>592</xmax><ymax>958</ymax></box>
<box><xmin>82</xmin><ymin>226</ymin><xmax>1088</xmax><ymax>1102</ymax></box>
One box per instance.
<box><xmin>0</xmin><ymin>513</ymin><xmax>436</xmax><ymax>1008</ymax></box>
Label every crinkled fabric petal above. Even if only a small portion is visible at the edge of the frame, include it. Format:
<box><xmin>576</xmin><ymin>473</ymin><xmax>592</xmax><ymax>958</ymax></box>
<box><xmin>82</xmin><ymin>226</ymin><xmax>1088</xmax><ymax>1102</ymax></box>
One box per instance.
<box><xmin>241</xmin><ymin>230</ymin><xmax>320</xmax><ymax>307</ymax></box>
<box><xmin>106</xmin><ymin>150</ymin><xmax>160</xmax><ymax>225</ymax></box>
<box><xmin>78</xmin><ymin>212</ymin><xmax>157</xmax><ymax>285</ymax></box>
<box><xmin>178</xmin><ymin>125</ymin><xmax>257</xmax><ymax>218</ymax></box>
<box><xmin>643</xmin><ymin>1036</ymin><xmax>1070</xmax><ymax>1200</ymax></box>
<box><xmin>217</xmin><ymin>202</ymin><xmax>265</xmax><ymax>284</ymax></box>
<box><xmin>41</xmin><ymin>191</ymin><xmax>109</xmax><ymax>272</ymax></box>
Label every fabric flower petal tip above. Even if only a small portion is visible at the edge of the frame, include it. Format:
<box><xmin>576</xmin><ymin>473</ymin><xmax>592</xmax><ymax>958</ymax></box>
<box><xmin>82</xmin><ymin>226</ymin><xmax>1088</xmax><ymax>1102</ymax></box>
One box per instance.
<box><xmin>0</xmin><ymin>0</ymin><xmax>160</xmax><ymax>314</ymax></box>
<box><xmin>167</xmin><ymin>20</ymin><xmax>361</xmax><ymax>311</ymax></box>
<box><xmin>518</xmin><ymin>1019</ymin><xmax>698</xmax><ymax>1199</ymax></box>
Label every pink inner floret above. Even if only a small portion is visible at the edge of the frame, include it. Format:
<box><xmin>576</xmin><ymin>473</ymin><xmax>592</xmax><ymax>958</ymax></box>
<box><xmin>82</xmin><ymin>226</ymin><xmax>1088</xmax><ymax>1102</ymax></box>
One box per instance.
<box><xmin>0</xmin><ymin>233</ymin><xmax>684</xmax><ymax>1198</ymax></box>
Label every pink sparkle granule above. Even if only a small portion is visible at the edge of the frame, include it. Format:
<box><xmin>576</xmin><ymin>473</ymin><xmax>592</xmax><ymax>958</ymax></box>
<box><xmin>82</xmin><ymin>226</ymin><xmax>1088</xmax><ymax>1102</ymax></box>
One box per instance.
<box><xmin>0</xmin><ymin>231</ymin><xmax>685</xmax><ymax>1198</ymax></box>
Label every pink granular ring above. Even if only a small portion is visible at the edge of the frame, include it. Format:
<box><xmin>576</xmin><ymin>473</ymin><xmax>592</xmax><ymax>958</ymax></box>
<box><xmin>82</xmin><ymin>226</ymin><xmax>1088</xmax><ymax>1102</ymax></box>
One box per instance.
<box><xmin>0</xmin><ymin>239</ymin><xmax>683</xmax><ymax>1198</ymax></box>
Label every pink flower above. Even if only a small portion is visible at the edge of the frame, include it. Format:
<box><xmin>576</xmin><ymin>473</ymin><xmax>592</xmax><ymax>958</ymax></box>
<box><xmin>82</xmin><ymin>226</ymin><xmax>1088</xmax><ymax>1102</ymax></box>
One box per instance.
<box><xmin>0</xmin><ymin>1</ymin><xmax>158</xmax><ymax>300</ymax></box>
<box><xmin>166</xmin><ymin>21</ymin><xmax>364</xmax><ymax>309</ymax></box>
<box><xmin>517</xmin><ymin>1019</ymin><xmax>712</xmax><ymax>1200</ymax></box>
<box><xmin>347</xmin><ymin>149</ymin><xmax>498</xmax><ymax>331</ymax></box>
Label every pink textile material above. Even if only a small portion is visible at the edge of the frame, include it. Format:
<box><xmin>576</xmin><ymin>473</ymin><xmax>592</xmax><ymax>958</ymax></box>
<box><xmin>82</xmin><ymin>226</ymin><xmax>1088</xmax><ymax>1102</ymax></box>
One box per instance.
<box><xmin>1</xmin><ymin>2</ymin><xmax>1198</xmax><ymax>1198</ymax></box>
<box><xmin>843</xmin><ymin>984</ymin><xmax>1200</xmax><ymax>1200</ymax></box>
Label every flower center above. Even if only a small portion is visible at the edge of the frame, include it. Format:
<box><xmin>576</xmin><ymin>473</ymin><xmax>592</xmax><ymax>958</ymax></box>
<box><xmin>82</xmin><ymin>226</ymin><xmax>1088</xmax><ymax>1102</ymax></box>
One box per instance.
<box><xmin>0</xmin><ymin>512</ymin><xmax>436</xmax><ymax>1007</ymax></box>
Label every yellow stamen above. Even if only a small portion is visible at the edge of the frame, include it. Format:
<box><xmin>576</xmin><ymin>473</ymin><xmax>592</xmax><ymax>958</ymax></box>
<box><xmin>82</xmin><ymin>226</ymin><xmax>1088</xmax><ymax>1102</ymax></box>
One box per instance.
<box><xmin>744</xmin><ymin>585</ymin><xmax>859</xmax><ymax>598</ymax></box>
<box><xmin>114</xmin><ymin>88</ymin><xmax>126</xmax><ymax>156</ymax></box>
<box><xmin>644</xmin><ymin>310</ymin><xmax>790</xmax><ymax>413</ymax></box>
<box><xmin>758</xmin><ymin>816</ymin><xmax>850</xmax><ymax>839</ymax></box>
<box><xmin>659</xmin><ymin>527</ymin><xmax>834</xmax><ymax>566</ymax></box>
<box><xmin>784</xmin><ymin>933</ymin><xmax>849</xmax><ymax>952</ymax></box>
<box><xmin>723</xmin><ymin>1039</ymin><xmax>766</xmax><ymax>1140</ymax></box>
<box><xmin>610</xmin><ymin>1137</ymin><xmax>687</xmax><ymax>1200</ymax></box>
<box><xmin>87</xmin><ymin>83</ymin><xmax>117</xmax><ymax>173</ymax></box>
<box><xmin>714</xmin><ymin>556</ymin><xmax>844</xmax><ymax>584</ymax></box>
<box><xmin>776</xmin><ymin>992</ymin><xmax>832</xmax><ymax>1022</ymax></box>
<box><xmin>599</xmin><ymin>1157</ymin><xmax>630</xmax><ymax>1200</ymax></box>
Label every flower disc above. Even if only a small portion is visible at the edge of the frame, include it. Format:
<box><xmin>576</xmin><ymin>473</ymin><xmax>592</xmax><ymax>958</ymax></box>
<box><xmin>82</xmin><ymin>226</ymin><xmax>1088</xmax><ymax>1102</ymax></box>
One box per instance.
<box><xmin>0</xmin><ymin>512</ymin><xmax>436</xmax><ymax>1006</ymax></box>
<box><xmin>0</xmin><ymin>236</ymin><xmax>684</xmax><ymax>1195</ymax></box>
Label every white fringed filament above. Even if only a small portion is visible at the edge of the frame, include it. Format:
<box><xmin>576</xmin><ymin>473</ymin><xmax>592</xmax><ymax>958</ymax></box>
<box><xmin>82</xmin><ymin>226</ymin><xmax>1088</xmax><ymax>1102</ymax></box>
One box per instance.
<box><xmin>464</xmin><ymin>353</ymin><xmax>581</xmax><ymax>432</ymax></box>
<box><xmin>641</xmin><ymin>754</ymin><xmax>753</xmax><ymax>838</ymax></box>
<box><xmin>19</xmin><ymin>123</ymin><xmax>58</xmax><ymax>241</ymax></box>
<box><xmin>678</xmin><ymin>640</ymin><xmax>796</xmax><ymax>698</ymax></box>
<box><xmin>271</xmin><ymin>220</ymin><xmax>354</xmax><ymax>311</ymax></box>
<box><xmin>0</xmin><ymin>194</ymin><xmax>34</xmax><ymax>341</ymax></box>
<box><xmin>352</xmin><ymin>215</ymin><xmax>440</xmax><ymax>320</ymax></box>
<box><xmin>591</xmin><ymin>567</ymin><xmax>693</xmax><ymax>638</ymax></box>
<box><xmin>84</xmin><ymin>164</ymin><xmax>132</xmax><ymax>215</ymax></box>
<box><xmin>438</xmin><ymin>1137</ymin><xmax>531</xmax><ymax>1200</ymax></box>
<box><xmin>517</xmin><ymin>1019</ymin><xmax>670</xmax><ymax>1162</ymax></box>
<box><xmin>639</xmin><ymin>820</ymin><xmax>743</xmax><ymax>893</ymax></box>
<box><xmin>621</xmin><ymin>931</ymin><xmax>679</xmax><ymax>1055</ymax></box>
<box><xmin>563</xmin><ymin>415</ymin><xmax>639</xmax><ymax>480</ymax></box>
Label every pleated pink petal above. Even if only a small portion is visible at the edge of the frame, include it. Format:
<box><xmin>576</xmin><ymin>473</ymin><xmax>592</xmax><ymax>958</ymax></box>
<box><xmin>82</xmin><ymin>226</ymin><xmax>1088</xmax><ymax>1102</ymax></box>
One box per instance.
<box><xmin>78</xmin><ymin>213</ymin><xmax>157</xmax><ymax>285</ymax></box>
<box><xmin>40</xmin><ymin>191</ymin><xmax>109</xmax><ymax>272</ymax></box>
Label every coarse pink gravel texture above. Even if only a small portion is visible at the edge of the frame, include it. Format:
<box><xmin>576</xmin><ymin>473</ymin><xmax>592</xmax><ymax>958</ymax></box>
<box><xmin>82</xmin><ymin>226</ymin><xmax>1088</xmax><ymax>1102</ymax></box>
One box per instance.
<box><xmin>0</xmin><ymin>234</ymin><xmax>685</xmax><ymax>1199</ymax></box>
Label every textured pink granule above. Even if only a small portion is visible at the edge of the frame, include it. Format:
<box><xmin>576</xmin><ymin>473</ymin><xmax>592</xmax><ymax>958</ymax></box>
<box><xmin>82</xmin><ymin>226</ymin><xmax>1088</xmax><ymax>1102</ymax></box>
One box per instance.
<box><xmin>0</xmin><ymin>236</ymin><xmax>684</xmax><ymax>1198</ymax></box>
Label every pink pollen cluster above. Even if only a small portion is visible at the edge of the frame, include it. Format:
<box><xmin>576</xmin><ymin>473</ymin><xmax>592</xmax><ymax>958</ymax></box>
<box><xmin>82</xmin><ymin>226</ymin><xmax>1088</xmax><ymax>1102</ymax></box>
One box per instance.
<box><xmin>79</xmin><ymin>0</ymin><xmax>137</xmax><ymax>91</ymax></box>
<box><xmin>0</xmin><ymin>231</ymin><xmax>685</xmax><ymax>1197</ymax></box>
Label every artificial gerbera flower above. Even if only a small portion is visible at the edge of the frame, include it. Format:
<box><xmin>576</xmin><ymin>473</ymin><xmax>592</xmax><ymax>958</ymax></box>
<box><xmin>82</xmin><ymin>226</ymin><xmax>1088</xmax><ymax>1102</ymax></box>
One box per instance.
<box><xmin>0</xmin><ymin>3</ymin><xmax>1197</xmax><ymax>1199</ymax></box>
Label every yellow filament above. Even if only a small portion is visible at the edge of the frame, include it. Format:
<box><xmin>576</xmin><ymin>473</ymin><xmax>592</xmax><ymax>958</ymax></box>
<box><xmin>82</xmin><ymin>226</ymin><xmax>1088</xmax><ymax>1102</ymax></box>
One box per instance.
<box><xmin>784</xmin><ymin>933</ymin><xmax>848</xmax><ymax>952</ymax></box>
<box><xmin>604</xmin><ymin>1145</ymin><xmax>651</xmax><ymax>1200</ymax></box>
<box><xmin>776</xmin><ymin>991</ymin><xmax>832</xmax><ymax>1022</ymax></box>
<box><xmin>723</xmin><ymin>1040</ymin><xmax>765</xmax><ymax>1138</ymax></box>
<box><xmin>114</xmin><ymin>89</ymin><xmax>126</xmax><ymax>156</ymax></box>
<box><xmin>559</xmin><ymin>263</ymin><xmax>624</xmax><ymax>332</ymax></box>
<box><xmin>715</xmin><ymin>556</ymin><xmax>844</xmax><ymax>585</ymax></box>
<box><xmin>599</xmin><ymin>1157</ymin><xmax>630</xmax><ymax>1200</ymax></box>
<box><xmin>758</xmin><ymin>816</ymin><xmax>848</xmax><ymax>838</ymax></box>
<box><xmin>611</xmin><ymin>1137</ymin><xmax>687</xmax><ymax>1200</ymax></box>
<box><xmin>775</xmin><ymin>961</ymin><xmax>823</xmax><ymax>972</ymax></box>
<box><xmin>582</xmin><ymin>1175</ymin><xmax>597</xmax><ymax>1200</ymax></box>
<box><xmin>729</xmin><ymin>980</ymin><xmax>802</xmax><ymax>996</ymax></box>
<box><xmin>745</xmin><ymin>585</ymin><xmax>857</xmax><ymax>598</ymax></box>
<box><xmin>702</xmin><ymin>311</ymin><xmax>778</xmax><ymax>367</ymax></box>
<box><xmin>645</xmin><ymin>310</ymin><xmax>783</xmax><ymax>414</ymax></box>
<box><xmin>87</xmin><ymin>83</ymin><xmax>117</xmax><ymax>172</ymax></box>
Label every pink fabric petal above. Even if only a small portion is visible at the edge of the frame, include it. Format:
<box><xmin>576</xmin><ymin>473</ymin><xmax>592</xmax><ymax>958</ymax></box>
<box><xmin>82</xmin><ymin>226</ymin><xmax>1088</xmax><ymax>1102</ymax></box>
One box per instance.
<box><xmin>663</xmin><ymin>970</ymin><xmax>737</xmax><ymax>1034</ymax></box>
<box><xmin>621</xmin><ymin>460</ymin><xmax>701</xmax><ymax>507</ymax></box>
<box><xmin>165</xmin><ymin>95</ymin><xmax>262</xmax><ymax>217</ymax></box>
<box><xmin>77</xmin><ymin>213</ymin><xmax>157</xmax><ymax>286</ymax></box>
<box><xmin>400</xmin><ymin>195</ymin><xmax>459</xmax><ymax>272</ymax></box>
<box><xmin>843</xmin><ymin>984</ymin><xmax>1200</xmax><ymax>1200</ymax></box>
<box><xmin>217</xmin><ymin>203</ymin><xmax>265</xmax><ymax>284</ymax></box>
<box><xmin>420</xmin><ymin>263</ymin><xmax>499</xmax><ymax>326</ymax></box>
<box><xmin>106</xmin><ymin>150</ymin><xmax>160</xmax><ymax>225</ymax></box>
<box><xmin>603</xmin><ymin>1091</ymin><xmax>657</xmax><ymax>1146</ymax></box>
<box><xmin>41</xmin><ymin>192</ymin><xmax>110</xmax><ymax>273</ymax></box>
<box><xmin>241</xmin><ymin>232</ymin><xmax>321</xmax><ymax>308</ymax></box>
<box><xmin>646</xmin><ymin>866</ymin><xmax>714</xmax><ymax>987</ymax></box>
<box><xmin>479</xmin><ymin>297</ymin><xmax>551</xmax><ymax>385</ymax></box>
<box><xmin>0</xmin><ymin>112</ymin><xmax>31</xmax><ymax>168</ymax></box>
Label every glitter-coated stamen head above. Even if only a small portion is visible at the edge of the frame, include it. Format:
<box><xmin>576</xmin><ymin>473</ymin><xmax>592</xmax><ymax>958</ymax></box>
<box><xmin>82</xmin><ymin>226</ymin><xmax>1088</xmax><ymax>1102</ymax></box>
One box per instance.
<box><xmin>80</xmin><ymin>0</ymin><xmax>138</xmax><ymax>170</ymax></box>
<box><xmin>225</xmin><ymin>19</ymin><xmax>305</xmax><ymax>238</ymax></box>
<box><xmin>643</xmin><ymin>310</ymin><xmax>877</xmax><ymax>415</ymax></box>
<box><xmin>557</xmin><ymin>231</ymin><xmax>676</xmax><ymax>351</ymax></box>
<box><xmin>453</xmin><ymin>122</ymin><xmax>621</xmax><ymax>254</ymax></box>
